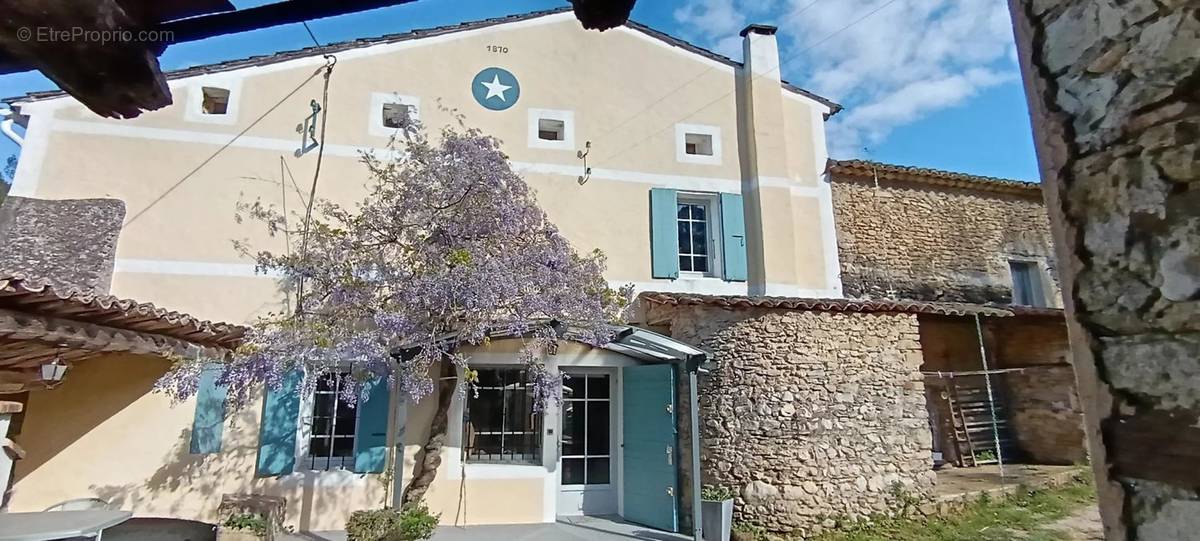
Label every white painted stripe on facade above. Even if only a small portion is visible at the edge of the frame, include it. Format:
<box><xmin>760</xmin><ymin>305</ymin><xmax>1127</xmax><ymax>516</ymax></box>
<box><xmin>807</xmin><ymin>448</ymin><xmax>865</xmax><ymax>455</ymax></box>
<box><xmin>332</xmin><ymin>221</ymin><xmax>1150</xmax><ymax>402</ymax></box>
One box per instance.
<box><xmin>114</xmin><ymin>258</ymin><xmax>280</xmax><ymax>278</ymax></box>
<box><xmin>48</xmin><ymin>119</ymin><xmax>813</xmax><ymax>195</ymax></box>
<box><xmin>110</xmin><ymin>259</ymin><xmax>839</xmax><ymax>298</ymax></box>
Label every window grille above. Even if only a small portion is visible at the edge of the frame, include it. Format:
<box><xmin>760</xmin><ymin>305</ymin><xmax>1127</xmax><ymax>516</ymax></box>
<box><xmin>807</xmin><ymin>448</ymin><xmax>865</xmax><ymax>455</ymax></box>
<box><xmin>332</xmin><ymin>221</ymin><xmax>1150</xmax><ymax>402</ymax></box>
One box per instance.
<box><xmin>306</xmin><ymin>372</ymin><xmax>357</xmax><ymax>471</ymax></box>
<box><xmin>464</xmin><ymin>368</ymin><xmax>543</xmax><ymax>464</ymax></box>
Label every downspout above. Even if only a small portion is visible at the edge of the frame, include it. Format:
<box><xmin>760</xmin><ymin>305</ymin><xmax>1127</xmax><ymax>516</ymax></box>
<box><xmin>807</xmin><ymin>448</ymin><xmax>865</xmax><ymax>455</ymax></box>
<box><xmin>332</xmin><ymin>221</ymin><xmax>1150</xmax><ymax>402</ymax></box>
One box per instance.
<box><xmin>689</xmin><ymin>368</ymin><xmax>703</xmax><ymax>541</ymax></box>
<box><xmin>0</xmin><ymin>108</ymin><xmax>23</xmax><ymax>146</ymax></box>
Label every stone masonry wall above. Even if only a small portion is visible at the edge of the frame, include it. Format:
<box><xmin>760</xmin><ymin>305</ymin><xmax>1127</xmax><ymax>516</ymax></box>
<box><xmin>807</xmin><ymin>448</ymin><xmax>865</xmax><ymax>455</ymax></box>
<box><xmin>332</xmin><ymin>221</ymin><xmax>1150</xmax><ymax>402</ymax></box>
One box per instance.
<box><xmin>1004</xmin><ymin>365</ymin><xmax>1088</xmax><ymax>465</ymax></box>
<box><xmin>660</xmin><ymin>304</ymin><xmax>935</xmax><ymax>536</ymax></box>
<box><xmin>831</xmin><ymin>177</ymin><xmax>1061</xmax><ymax>305</ymax></box>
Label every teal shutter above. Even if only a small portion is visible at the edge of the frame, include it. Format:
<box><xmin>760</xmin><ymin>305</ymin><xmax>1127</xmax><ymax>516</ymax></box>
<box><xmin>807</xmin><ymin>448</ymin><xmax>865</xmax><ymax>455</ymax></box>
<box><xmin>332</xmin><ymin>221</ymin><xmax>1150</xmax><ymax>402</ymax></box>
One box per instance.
<box><xmin>353</xmin><ymin>377</ymin><xmax>391</xmax><ymax>473</ymax></box>
<box><xmin>257</xmin><ymin>370</ymin><xmax>301</xmax><ymax>476</ymax></box>
<box><xmin>650</xmin><ymin>188</ymin><xmax>679</xmax><ymax>279</ymax></box>
<box><xmin>720</xmin><ymin>193</ymin><xmax>748</xmax><ymax>281</ymax></box>
<box><xmin>189</xmin><ymin>366</ymin><xmax>227</xmax><ymax>454</ymax></box>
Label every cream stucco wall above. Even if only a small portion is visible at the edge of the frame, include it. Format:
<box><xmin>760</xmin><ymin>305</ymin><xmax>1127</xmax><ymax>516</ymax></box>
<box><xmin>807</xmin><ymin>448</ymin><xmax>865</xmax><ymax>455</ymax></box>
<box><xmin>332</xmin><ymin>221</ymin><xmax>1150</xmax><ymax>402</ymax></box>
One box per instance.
<box><xmin>10</xmin><ymin>340</ymin><xmax>646</xmax><ymax>529</ymax></box>
<box><xmin>9</xmin><ymin>11</ymin><xmax>840</xmax><ymax>326</ymax></box>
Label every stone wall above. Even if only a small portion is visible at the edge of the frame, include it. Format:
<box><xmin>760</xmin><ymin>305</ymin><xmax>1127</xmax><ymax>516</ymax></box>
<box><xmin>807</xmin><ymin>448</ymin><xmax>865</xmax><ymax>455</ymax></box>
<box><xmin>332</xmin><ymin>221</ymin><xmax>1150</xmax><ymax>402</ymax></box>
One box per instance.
<box><xmin>1004</xmin><ymin>366</ymin><xmax>1087</xmax><ymax>465</ymax></box>
<box><xmin>1010</xmin><ymin>0</ymin><xmax>1200</xmax><ymax>536</ymax></box>
<box><xmin>653</xmin><ymin>303</ymin><xmax>935</xmax><ymax>536</ymax></box>
<box><xmin>831</xmin><ymin>176</ymin><xmax>1061</xmax><ymax>305</ymax></box>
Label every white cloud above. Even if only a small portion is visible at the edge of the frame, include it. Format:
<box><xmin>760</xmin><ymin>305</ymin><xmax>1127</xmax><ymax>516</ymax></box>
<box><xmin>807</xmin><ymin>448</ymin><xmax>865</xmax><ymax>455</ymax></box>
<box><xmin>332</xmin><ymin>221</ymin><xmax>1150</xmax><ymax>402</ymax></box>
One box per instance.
<box><xmin>673</xmin><ymin>0</ymin><xmax>1018</xmax><ymax>158</ymax></box>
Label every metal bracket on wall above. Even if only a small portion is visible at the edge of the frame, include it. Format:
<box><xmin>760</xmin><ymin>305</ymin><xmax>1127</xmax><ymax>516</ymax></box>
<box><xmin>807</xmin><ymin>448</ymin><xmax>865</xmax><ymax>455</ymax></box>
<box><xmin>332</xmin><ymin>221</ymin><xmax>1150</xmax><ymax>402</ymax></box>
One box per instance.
<box><xmin>295</xmin><ymin>99</ymin><xmax>321</xmax><ymax>157</ymax></box>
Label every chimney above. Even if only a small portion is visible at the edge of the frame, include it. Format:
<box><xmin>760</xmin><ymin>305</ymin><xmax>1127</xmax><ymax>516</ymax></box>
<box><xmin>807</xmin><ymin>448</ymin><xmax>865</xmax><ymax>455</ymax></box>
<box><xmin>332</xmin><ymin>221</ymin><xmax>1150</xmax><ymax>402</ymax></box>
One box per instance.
<box><xmin>737</xmin><ymin>24</ymin><xmax>797</xmax><ymax>295</ymax></box>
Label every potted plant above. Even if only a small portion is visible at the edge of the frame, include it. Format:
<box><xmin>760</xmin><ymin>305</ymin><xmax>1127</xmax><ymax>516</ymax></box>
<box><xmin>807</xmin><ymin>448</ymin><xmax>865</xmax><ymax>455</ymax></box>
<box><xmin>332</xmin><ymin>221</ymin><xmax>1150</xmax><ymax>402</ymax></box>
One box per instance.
<box><xmin>701</xmin><ymin>485</ymin><xmax>736</xmax><ymax>541</ymax></box>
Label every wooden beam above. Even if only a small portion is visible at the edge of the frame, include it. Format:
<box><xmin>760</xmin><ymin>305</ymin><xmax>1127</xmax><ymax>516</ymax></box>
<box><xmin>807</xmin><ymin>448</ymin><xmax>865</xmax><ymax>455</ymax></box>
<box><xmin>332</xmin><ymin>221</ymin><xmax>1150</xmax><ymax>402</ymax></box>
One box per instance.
<box><xmin>159</xmin><ymin>0</ymin><xmax>421</xmax><ymax>44</ymax></box>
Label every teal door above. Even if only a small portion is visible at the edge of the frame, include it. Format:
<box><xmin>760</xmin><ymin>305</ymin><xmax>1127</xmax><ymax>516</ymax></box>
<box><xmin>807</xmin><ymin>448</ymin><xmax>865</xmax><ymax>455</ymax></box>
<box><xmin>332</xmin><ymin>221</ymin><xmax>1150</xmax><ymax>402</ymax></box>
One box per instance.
<box><xmin>621</xmin><ymin>364</ymin><xmax>678</xmax><ymax>532</ymax></box>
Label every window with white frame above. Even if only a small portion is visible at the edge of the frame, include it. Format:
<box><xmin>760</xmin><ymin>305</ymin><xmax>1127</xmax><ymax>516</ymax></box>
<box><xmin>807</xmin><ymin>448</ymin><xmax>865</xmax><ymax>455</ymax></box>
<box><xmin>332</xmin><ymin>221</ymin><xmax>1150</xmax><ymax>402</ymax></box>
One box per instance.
<box><xmin>463</xmin><ymin>367</ymin><xmax>543</xmax><ymax>464</ymax></box>
<box><xmin>303</xmin><ymin>372</ymin><xmax>358</xmax><ymax>471</ymax></box>
<box><xmin>675</xmin><ymin>123</ymin><xmax>721</xmax><ymax>165</ymax></box>
<box><xmin>537</xmin><ymin>118</ymin><xmax>566</xmax><ymax>141</ymax></box>
<box><xmin>381</xmin><ymin>103</ymin><xmax>415</xmax><ymax>129</ymax></box>
<box><xmin>677</xmin><ymin>194</ymin><xmax>721</xmax><ymax>276</ymax></box>
<box><xmin>369</xmin><ymin>93</ymin><xmax>420</xmax><ymax>136</ymax></box>
<box><xmin>527</xmin><ymin>109</ymin><xmax>574</xmax><ymax>150</ymax></box>
<box><xmin>684</xmin><ymin>133</ymin><xmax>713</xmax><ymax>156</ymax></box>
<box><xmin>200</xmin><ymin>87</ymin><xmax>230</xmax><ymax>115</ymax></box>
<box><xmin>560</xmin><ymin>373</ymin><xmax>612</xmax><ymax>486</ymax></box>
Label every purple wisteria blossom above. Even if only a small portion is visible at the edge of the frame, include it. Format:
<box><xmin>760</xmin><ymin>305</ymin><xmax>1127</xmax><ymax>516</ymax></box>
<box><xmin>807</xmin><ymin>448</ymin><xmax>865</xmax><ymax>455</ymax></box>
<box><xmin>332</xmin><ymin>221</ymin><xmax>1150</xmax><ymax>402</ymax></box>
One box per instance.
<box><xmin>156</xmin><ymin>113</ymin><xmax>633</xmax><ymax>410</ymax></box>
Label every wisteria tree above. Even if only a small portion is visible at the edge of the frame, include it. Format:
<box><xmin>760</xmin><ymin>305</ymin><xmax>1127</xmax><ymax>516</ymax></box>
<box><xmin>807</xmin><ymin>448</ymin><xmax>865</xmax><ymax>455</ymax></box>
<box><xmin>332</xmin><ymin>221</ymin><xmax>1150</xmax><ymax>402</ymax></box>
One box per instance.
<box><xmin>157</xmin><ymin>112</ymin><xmax>631</xmax><ymax>503</ymax></box>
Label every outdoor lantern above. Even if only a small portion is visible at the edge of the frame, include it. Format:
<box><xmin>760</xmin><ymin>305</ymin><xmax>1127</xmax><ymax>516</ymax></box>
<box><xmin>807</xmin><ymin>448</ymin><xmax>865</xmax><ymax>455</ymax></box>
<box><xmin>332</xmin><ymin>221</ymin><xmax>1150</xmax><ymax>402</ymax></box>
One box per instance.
<box><xmin>40</xmin><ymin>356</ymin><xmax>68</xmax><ymax>384</ymax></box>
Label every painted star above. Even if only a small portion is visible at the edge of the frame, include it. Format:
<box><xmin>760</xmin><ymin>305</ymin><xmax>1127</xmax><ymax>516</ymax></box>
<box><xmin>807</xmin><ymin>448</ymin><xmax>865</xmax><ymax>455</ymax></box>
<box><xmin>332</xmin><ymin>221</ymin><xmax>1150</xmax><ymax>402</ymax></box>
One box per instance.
<box><xmin>480</xmin><ymin>74</ymin><xmax>512</xmax><ymax>102</ymax></box>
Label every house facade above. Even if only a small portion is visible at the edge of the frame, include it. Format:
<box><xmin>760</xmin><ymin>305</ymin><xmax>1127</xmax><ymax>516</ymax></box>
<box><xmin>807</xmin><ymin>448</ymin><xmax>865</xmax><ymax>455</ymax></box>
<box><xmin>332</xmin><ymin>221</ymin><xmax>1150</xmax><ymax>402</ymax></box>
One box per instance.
<box><xmin>0</xmin><ymin>8</ymin><xmax>842</xmax><ymax>534</ymax></box>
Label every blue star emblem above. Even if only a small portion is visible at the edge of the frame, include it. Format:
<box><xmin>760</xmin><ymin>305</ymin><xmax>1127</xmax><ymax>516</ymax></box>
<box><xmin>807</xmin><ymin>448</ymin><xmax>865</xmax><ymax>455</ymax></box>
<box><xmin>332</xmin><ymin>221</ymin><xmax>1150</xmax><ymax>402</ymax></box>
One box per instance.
<box><xmin>471</xmin><ymin>67</ymin><xmax>520</xmax><ymax>111</ymax></box>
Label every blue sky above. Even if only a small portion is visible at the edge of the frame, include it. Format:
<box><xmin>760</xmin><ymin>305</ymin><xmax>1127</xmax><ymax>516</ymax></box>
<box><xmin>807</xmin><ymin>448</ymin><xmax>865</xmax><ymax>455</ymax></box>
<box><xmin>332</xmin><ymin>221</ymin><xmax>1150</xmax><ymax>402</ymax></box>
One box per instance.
<box><xmin>0</xmin><ymin>0</ymin><xmax>1039</xmax><ymax>181</ymax></box>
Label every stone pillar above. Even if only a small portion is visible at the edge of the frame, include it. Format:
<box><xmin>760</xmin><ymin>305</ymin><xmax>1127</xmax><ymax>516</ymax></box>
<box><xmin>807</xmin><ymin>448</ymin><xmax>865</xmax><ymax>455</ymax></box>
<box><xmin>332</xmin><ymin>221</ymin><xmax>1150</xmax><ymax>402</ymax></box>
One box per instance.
<box><xmin>1008</xmin><ymin>1</ymin><xmax>1200</xmax><ymax>538</ymax></box>
<box><xmin>737</xmin><ymin>24</ymin><xmax>801</xmax><ymax>295</ymax></box>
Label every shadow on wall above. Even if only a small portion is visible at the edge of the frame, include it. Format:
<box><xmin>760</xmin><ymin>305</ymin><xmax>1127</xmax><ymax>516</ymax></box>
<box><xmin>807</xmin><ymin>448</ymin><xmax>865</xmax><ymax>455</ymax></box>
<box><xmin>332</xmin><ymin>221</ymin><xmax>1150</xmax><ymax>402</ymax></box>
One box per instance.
<box><xmin>13</xmin><ymin>354</ymin><xmax>162</xmax><ymax>483</ymax></box>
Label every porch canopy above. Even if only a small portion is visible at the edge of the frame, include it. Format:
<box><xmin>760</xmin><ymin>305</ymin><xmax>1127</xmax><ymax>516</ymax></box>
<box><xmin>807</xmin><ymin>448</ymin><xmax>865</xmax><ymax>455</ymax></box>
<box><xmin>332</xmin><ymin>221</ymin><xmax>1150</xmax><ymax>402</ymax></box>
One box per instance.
<box><xmin>0</xmin><ymin>275</ymin><xmax>245</xmax><ymax>393</ymax></box>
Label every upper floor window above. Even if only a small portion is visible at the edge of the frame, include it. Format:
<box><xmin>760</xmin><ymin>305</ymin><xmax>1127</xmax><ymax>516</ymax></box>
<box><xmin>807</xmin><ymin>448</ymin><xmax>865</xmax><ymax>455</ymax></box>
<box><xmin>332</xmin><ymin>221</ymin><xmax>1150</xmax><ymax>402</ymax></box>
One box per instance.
<box><xmin>678</xmin><ymin>196</ymin><xmax>716</xmax><ymax>275</ymax></box>
<box><xmin>201</xmin><ymin>87</ymin><xmax>230</xmax><ymax>115</ymax></box>
<box><xmin>464</xmin><ymin>367</ymin><xmax>542</xmax><ymax>464</ymax></box>
<box><xmin>675</xmin><ymin>123</ymin><xmax>721</xmax><ymax>165</ymax></box>
<box><xmin>1009</xmin><ymin>260</ymin><xmax>1045</xmax><ymax>307</ymax></box>
<box><xmin>303</xmin><ymin>372</ymin><xmax>357</xmax><ymax>471</ymax></box>
<box><xmin>650</xmin><ymin>188</ymin><xmax>747</xmax><ymax>282</ymax></box>
<box><xmin>527</xmin><ymin>109</ymin><xmax>574</xmax><ymax>150</ymax></box>
<box><xmin>369</xmin><ymin>93</ymin><xmax>420</xmax><ymax>137</ymax></box>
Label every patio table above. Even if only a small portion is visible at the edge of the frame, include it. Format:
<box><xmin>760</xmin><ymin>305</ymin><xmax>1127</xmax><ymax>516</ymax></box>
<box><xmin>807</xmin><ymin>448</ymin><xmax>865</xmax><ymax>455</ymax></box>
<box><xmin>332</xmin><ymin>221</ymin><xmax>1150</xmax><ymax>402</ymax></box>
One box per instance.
<box><xmin>0</xmin><ymin>510</ymin><xmax>132</xmax><ymax>541</ymax></box>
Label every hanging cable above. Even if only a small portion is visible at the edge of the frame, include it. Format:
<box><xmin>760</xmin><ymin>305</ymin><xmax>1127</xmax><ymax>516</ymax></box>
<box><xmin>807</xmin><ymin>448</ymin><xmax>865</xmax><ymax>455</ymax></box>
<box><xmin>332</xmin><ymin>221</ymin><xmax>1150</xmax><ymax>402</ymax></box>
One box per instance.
<box><xmin>294</xmin><ymin>54</ymin><xmax>337</xmax><ymax>316</ymax></box>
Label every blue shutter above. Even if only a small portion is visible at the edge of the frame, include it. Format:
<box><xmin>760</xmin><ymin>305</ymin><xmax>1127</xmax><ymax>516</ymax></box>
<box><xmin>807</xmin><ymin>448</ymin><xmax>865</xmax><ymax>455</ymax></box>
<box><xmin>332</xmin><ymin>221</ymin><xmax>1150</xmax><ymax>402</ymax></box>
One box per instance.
<box><xmin>189</xmin><ymin>366</ymin><xmax>227</xmax><ymax>454</ymax></box>
<box><xmin>720</xmin><ymin>193</ymin><xmax>748</xmax><ymax>282</ymax></box>
<box><xmin>650</xmin><ymin>188</ymin><xmax>679</xmax><ymax>279</ymax></box>
<box><xmin>353</xmin><ymin>377</ymin><xmax>391</xmax><ymax>473</ymax></box>
<box><xmin>257</xmin><ymin>370</ymin><xmax>301</xmax><ymax>476</ymax></box>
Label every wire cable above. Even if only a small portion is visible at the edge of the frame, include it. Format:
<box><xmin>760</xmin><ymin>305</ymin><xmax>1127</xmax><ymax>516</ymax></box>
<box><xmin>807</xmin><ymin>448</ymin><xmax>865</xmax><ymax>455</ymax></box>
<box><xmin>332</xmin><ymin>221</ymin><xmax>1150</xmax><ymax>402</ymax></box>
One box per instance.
<box><xmin>294</xmin><ymin>55</ymin><xmax>337</xmax><ymax>315</ymax></box>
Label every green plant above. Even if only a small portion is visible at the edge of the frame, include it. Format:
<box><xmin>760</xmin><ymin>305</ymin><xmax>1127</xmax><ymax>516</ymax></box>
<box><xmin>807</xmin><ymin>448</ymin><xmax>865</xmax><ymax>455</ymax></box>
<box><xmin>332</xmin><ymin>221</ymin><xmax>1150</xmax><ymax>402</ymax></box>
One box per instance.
<box><xmin>975</xmin><ymin>450</ymin><xmax>997</xmax><ymax>462</ymax></box>
<box><xmin>732</xmin><ymin>521</ymin><xmax>768</xmax><ymax>541</ymax></box>
<box><xmin>702</xmin><ymin>484</ymin><xmax>736</xmax><ymax>501</ymax></box>
<box><xmin>346</xmin><ymin>503</ymin><xmax>440</xmax><ymax>541</ymax></box>
<box><xmin>223</xmin><ymin>512</ymin><xmax>268</xmax><ymax>537</ymax></box>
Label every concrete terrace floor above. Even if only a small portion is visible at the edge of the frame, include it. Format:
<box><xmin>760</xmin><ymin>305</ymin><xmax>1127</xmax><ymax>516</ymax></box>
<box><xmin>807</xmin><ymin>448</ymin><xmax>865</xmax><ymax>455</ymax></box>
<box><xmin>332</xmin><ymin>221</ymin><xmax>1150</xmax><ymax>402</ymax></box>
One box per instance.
<box><xmin>934</xmin><ymin>463</ymin><xmax>1083</xmax><ymax>500</ymax></box>
<box><xmin>291</xmin><ymin>515</ymin><xmax>692</xmax><ymax>541</ymax></box>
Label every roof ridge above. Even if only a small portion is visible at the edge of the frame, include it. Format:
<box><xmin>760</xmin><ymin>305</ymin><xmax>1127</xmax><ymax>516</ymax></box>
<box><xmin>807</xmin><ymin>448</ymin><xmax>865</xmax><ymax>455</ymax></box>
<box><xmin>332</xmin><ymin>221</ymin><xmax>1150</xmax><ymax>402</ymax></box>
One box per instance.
<box><xmin>6</xmin><ymin>7</ymin><xmax>839</xmax><ymax>113</ymax></box>
<box><xmin>828</xmin><ymin>158</ymin><xmax>1040</xmax><ymax>193</ymax></box>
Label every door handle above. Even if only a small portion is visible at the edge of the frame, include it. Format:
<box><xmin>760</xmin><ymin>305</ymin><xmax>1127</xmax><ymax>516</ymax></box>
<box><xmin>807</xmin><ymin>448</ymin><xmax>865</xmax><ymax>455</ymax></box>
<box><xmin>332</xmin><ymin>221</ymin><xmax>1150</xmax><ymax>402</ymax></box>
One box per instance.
<box><xmin>733</xmin><ymin>234</ymin><xmax>744</xmax><ymax>246</ymax></box>
<box><xmin>666</xmin><ymin>445</ymin><xmax>673</xmax><ymax>466</ymax></box>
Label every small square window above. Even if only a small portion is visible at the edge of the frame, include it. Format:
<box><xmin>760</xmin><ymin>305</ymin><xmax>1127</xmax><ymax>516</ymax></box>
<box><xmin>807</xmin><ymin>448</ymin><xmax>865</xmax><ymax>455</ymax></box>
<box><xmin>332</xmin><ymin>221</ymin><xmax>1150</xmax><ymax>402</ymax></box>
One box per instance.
<box><xmin>201</xmin><ymin>87</ymin><xmax>230</xmax><ymax>115</ymax></box>
<box><xmin>381</xmin><ymin>103</ymin><xmax>414</xmax><ymax>129</ymax></box>
<box><xmin>684</xmin><ymin>133</ymin><xmax>713</xmax><ymax>156</ymax></box>
<box><xmin>538</xmin><ymin>118</ymin><xmax>565</xmax><ymax>141</ymax></box>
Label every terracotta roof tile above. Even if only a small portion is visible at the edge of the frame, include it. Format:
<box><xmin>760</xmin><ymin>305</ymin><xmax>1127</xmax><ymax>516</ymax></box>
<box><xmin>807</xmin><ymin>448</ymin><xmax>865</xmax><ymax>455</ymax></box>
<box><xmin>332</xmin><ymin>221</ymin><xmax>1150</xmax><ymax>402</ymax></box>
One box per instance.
<box><xmin>828</xmin><ymin>159</ymin><xmax>1040</xmax><ymax>195</ymax></box>
<box><xmin>0</xmin><ymin>274</ymin><xmax>245</xmax><ymax>349</ymax></box>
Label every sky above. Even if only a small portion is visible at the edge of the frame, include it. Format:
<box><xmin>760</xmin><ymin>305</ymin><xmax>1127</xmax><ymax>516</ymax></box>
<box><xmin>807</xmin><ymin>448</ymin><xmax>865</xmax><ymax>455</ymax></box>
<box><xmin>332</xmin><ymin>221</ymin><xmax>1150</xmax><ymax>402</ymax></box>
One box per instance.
<box><xmin>0</xmin><ymin>0</ymin><xmax>1041</xmax><ymax>182</ymax></box>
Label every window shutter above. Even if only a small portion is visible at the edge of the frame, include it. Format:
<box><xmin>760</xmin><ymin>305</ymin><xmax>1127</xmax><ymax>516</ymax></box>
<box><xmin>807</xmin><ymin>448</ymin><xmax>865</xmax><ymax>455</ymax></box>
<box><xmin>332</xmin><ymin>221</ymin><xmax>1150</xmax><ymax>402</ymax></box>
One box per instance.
<box><xmin>256</xmin><ymin>370</ymin><xmax>301</xmax><ymax>476</ymax></box>
<box><xmin>720</xmin><ymin>193</ymin><xmax>748</xmax><ymax>282</ymax></box>
<box><xmin>650</xmin><ymin>188</ymin><xmax>679</xmax><ymax>279</ymax></box>
<box><xmin>189</xmin><ymin>366</ymin><xmax>227</xmax><ymax>454</ymax></box>
<box><xmin>353</xmin><ymin>377</ymin><xmax>391</xmax><ymax>473</ymax></box>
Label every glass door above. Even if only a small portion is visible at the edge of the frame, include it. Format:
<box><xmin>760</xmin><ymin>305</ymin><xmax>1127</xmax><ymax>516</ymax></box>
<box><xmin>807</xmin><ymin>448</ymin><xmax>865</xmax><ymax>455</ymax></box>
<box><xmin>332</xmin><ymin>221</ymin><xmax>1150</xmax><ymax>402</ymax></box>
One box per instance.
<box><xmin>558</xmin><ymin>371</ymin><xmax>616</xmax><ymax>516</ymax></box>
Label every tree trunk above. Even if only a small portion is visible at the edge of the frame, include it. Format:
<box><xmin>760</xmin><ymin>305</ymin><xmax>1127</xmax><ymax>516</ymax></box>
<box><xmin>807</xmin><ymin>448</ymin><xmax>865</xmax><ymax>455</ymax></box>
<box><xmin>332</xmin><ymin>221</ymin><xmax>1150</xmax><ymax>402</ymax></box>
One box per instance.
<box><xmin>1008</xmin><ymin>1</ymin><xmax>1200</xmax><ymax>538</ymax></box>
<box><xmin>401</xmin><ymin>360</ymin><xmax>457</xmax><ymax>508</ymax></box>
